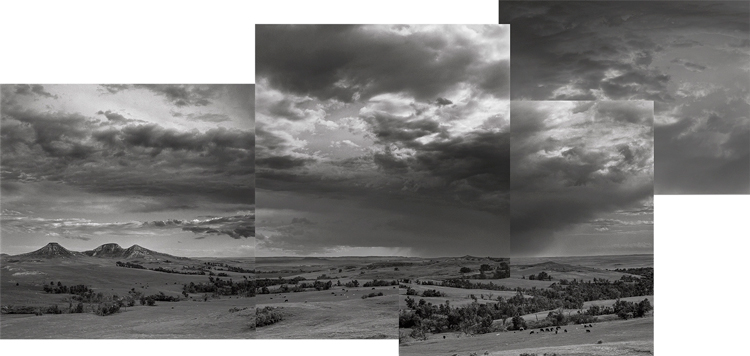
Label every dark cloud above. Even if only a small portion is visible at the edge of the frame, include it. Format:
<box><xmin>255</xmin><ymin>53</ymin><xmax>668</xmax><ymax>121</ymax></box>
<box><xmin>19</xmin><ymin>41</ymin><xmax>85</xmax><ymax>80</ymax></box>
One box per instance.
<box><xmin>372</xmin><ymin>150</ymin><xmax>410</xmax><ymax>174</ymax></box>
<box><xmin>291</xmin><ymin>217</ymin><xmax>315</xmax><ymax>225</ymax></box>
<box><xmin>595</xmin><ymin>101</ymin><xmax>653</xmax><ymax>125</ymax></box>
<box><xmin>186</xmin><ymin>113</ymin><xmax>231</xmax><ymax>123</ymax></box>
<box><xmin>435</xmin><ymin>97</ymin><xmax>453</xmax><ymax>106</ymax></box>
<box><xmin>60</xmin><ymin>232</ymin><xmax>91</xmax><ymax>241</ymax></box>
<box><xmin>99</xmin><ymin>84</ymin><xmax>131</xmax><ymax>94</ymax></box>
<box><xmin>13</xmin><ymin>84</ymin><xmax>57</xmax><ymax>99</ymax></box>
<box><xmin>1</xmin><ymin>95</ymin><xmax>254</xmax><ymax>212</ymax></box>
<box><xmin>256</xmin><ymin>155</ymin><xmax>310</xmax><ymax>170</ymax></box>
<box><xmin>134</xmin><ymin>84</ymin><xmax>219</xmax><ymax>107</ymax></box>
<box><xmin>670</xmin><ymin>58</ymin><xmax>707</xmax><ymax>72</ymax></box>
<box><xmin>363</xmin><ymin>112</ymin><xmax>444</xmax><ymax>145</ymax></box>
<box><xmin>98</xmin><ymin>84</ymin><xmax>223</xmax><ymax>107</ymax></box>
<box><xmin>96</xmin><ymin>110</ymin><xmax>146</xmax><ymax>124</ymax></box>
<box><xmin>147</xmin><ymin>214</ymin><xmax>254</xmax><ymax>239</ymax></box>
<box><xmin>257</xmin><ymin>25</ymin><xmax>510</xmax><ymax>102</ymax></box>
<box><xmin>499</xmin><ymin>1</ymin><xmax>749</xmax><ymax>194</ymax></box>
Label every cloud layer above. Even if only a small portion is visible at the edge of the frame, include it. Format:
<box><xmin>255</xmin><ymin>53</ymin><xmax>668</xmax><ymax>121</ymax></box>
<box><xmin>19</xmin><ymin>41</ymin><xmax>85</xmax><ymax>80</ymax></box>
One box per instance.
<box><xmin>0</xmin><ymin>84</ymin><xmax>255</xmax><ymax>257</ymax></box>
<box><xmin>499</xmin><ymin>1</ymin><xmax>750</xmax><ymax>194</ymax></box>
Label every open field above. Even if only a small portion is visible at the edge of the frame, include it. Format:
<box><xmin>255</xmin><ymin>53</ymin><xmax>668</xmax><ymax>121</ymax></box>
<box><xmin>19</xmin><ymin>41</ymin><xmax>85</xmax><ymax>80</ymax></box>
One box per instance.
<box><xmin>1</xmin><ymin>298</ymin><xmax>253</xmax><ymax>338</ymax></box>
<box><xmin>255</xmin><ymin>292</ymin><xmax>398</xmax><ymax>339</ymax></box>
<box><xmin>0</xmin><ymin>250</ymin><xmax>253</xmax><ymax>339</ymax></box>
<box><xmin>255</xmin><ymin>256</ymin><xmax>404</xmax><ymax>339</ymax></box>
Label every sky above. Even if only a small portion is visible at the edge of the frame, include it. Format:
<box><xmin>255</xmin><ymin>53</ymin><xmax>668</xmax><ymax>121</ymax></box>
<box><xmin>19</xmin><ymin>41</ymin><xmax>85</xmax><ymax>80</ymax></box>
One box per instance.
<box><xmin>0</xmin><ymin>84</ymin><xmax>255</xmax><ymax>257</ymax></box>
<box><xmin>511</xmin><ymin>101</ymin><xmax>654</xmax><ymax>257</ymax></box>
<box><xmin>499</xmin><ymin>1</ymin><xmax>750</xmax><ymax>194</ymax></box>
<box><xmin>255</xmin><ymin>25</ymin><xmax>511</xmax><ymax>257</ymax></box>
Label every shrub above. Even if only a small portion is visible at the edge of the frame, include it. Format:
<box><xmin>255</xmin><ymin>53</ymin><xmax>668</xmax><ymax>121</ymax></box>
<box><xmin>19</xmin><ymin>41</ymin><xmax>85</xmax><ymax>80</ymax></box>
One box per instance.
<box><xmin>94</xmin><ymin>302</ymin><xmax>121</xmax><ymax>316</ymax></box>
<box><xmin>569</xmin><ymin>313</ymin><xmax>596</xmax><ymax>325</ymax></box>
<box><xmin>45</xmin><ymin>304</ymin><xmax>62</xmax><ymax>314</ymax></box>
<box><xmin>511</xmin><ymin>315</ymin><xmax>527</xmax><ymax>330</ymax></box>
<box><xmin>361</xmin><ymin>292</ymin><xmax>384</xmax><ymax>299</ymax></box>
<box><xmin>527</xmin><ymin>319</ymin><xmax>556</xmax><ymax>330</ymax></box>
<box><xmin>256</xmin><ymin>307</ymin><xmax>283</xmax><ymax>327</ymax></box>
<box><xmin>421</xmin><ymin>289</ymin><xmax>445</xmax><ymax>298</ymax></box>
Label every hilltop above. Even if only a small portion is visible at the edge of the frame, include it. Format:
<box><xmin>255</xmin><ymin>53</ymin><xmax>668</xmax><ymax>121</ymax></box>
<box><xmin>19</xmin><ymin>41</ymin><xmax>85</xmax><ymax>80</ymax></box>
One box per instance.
<box><xmin>16</xmin><ymin>242</ymin><xmax>83</xmax><ymax>259</ymax></box>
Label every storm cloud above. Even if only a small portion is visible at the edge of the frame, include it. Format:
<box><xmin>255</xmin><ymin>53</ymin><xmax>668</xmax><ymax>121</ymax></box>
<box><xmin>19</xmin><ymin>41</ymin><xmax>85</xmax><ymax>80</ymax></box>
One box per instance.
<box><xmin>499</xmin><ymin>1</ymin><xmax>750</xmax><ymax>194</ymax></box>
<box><xmin>510</xmin><ymin>101</ymin><xmax>654</xmax><ymax>257</ymax></box>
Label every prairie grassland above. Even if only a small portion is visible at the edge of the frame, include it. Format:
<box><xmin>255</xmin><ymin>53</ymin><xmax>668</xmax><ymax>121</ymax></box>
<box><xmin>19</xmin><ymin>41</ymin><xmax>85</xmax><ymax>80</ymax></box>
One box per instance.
<box><xmin>0</xmin><ymin>255</ymin><xmax>253</xmax><ymax>339</ymax></box>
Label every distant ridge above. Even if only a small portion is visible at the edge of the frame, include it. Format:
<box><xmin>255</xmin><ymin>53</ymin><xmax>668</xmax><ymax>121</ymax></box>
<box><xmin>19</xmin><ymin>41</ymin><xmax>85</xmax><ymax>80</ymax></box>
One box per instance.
<box><xmin>14</xmin><ymin>242</ymin><xmax>189</xmax><ymax>260</ymax></box>
<box><xmin>120</xmin><ymin>244</ymin><xmax>188</xmax><ymax>261</ymax></box>
<box><xmin>17</xmin><ymin>242</ymin><xmax>82</xmax><ymax>258</ymax></box>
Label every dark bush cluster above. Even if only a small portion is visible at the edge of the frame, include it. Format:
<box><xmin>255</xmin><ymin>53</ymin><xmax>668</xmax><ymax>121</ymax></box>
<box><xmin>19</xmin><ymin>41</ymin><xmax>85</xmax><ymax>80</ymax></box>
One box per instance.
<box><xmin>43</xmin><ymin>282</ymin><xmax>91</xmax><ymax>295</ymax></box>
<box><xmin>151</xmin><ymin>266</ymin><xmax>205</xmax><ymax>275</ymax></box>
<box><xmin>94</xmin><ymin>302</ymin><xmax>121</xmax><ymax>316</ymax></box>
<box><xmin>183</xmin><ymin>276</ymin><xmax>254</xmax><ymax>297</ymax></box>
<box><xmin>361</xmin><ymin>292</ymin><xmax>384</xmax><ymax>299</ymax></box>
<box><xmin>421</xmin><ymin>289</ymin><xmax>445</xmax><ymax>298</ymax></box>
<box><xmin>400</xmin><ymin>297</ymin><xmax>501</xmax><ymax>336</ymax></box>
<box><xmin>255</xmin><ymin>276</ymin><xmax>306</xmax><ymax>290</ymax></box>
<box><xmin>363</xmin><ymin>279</ymin><xmax>398</xmax><ymax>287</ymax></box>
<box><xmin>527</xmin><ymin>271</ymin><xmax>553</xmax><ymax>281</ymax></box>
<box><xmin>205</xmin><ymin>262</ymin><xmax>254</xmax><ymax>274</ymax></box>
<box><xmin>256</xmin><ymin>307</ymin><xmax>284</xmax><ymax>327</ymax></box>
<box><xmin>116</xmin><ymin>261</ymin><xmax>146</xmax><ymax>269</ymax></box>
<box><xmin>613</xmin><ymin>298</ymin><xmax>653</xmax><ymax>319</ymax></box>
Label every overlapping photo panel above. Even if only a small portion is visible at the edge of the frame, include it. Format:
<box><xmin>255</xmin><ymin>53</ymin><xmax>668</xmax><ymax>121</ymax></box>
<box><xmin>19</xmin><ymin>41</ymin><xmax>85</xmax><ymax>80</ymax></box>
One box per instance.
<box><xmin>499</xmin><ymin>1</ymin><xmax>750</xmax><ymax>194</ymax></box>
<box><xmin>509</xmin><ymin>101</ymin><xmax>654</xmax><ymax>354</ymax></box>
<box><xmin>0</xmin><ymin>84</ymin><xmax>255</xmax><ymax>338</ymax></box>
<box><xmin>255</xmin><ymin>24</ymin><xmax>511</xmax><ymax>340</ymax></box>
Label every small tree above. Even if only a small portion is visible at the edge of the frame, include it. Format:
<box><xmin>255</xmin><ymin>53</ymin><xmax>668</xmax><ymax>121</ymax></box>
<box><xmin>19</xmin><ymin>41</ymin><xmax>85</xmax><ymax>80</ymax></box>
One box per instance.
<box><xmin>511</xmin><ymin>315</ymin><xmax>527</xmax><ymax>330</ymax></box>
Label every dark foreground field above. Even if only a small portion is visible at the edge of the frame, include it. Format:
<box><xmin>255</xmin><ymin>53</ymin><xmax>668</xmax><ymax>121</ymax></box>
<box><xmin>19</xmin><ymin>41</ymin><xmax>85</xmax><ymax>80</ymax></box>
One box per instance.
<box><xmin>0</xmin><ymin>253</ymin><xmax>253</xmax><ymax>339</ymax></box>
<box><xmin>399</xmin><ymin>254</ymin><xmax>654</xmax><ymax>355</ymax></box>
<box><xmin>400</xmin><ymin>316</ymin><xmax>653</xmax><ymax>356</ymax></box>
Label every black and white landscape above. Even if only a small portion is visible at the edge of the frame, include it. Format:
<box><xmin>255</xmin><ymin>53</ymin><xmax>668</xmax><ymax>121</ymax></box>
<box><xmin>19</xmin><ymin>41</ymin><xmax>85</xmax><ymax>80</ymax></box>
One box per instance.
<box><xmin>499</xmin><ymin>1</ymin><xmax>750</xmax><ymax>194</ymax></box>
<box><xmin>255</xmin><ymin>24</ymin><xmax>511</xmax><ymax>339</ymax></box>
<box><xmin>0</xmin><ymin>84</ymin><xmax>255</xmax><ymax>338</ymax></box>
